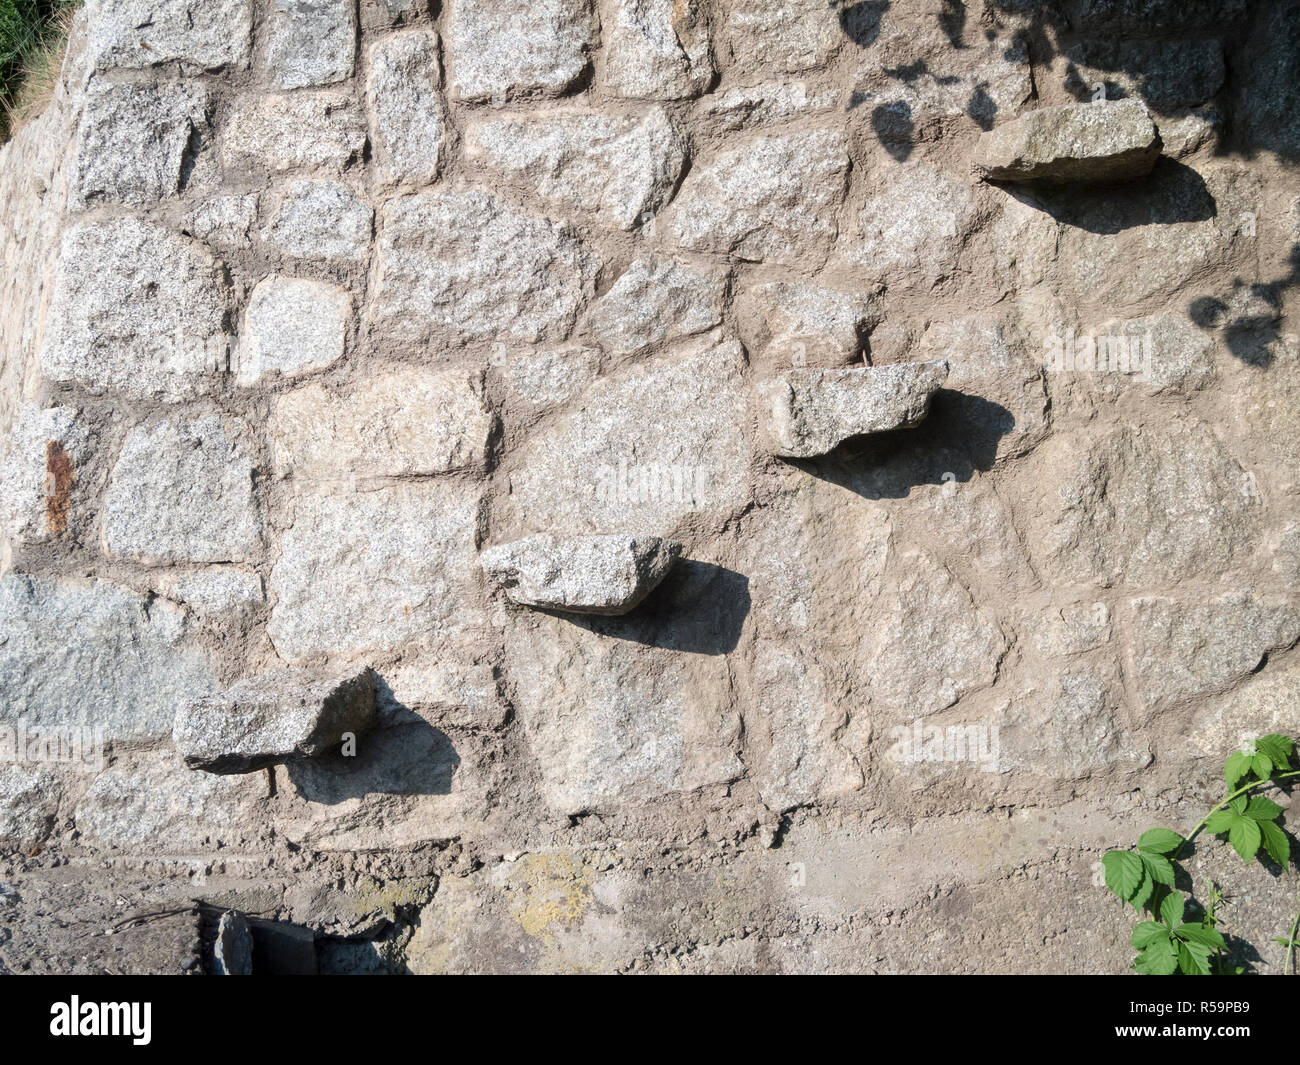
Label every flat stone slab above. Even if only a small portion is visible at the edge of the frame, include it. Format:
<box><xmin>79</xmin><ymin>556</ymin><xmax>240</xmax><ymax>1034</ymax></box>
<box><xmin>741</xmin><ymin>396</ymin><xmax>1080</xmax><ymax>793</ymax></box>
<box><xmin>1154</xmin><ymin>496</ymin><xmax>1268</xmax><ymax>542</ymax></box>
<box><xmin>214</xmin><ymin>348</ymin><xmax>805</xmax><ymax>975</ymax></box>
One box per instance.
<box><xmin>972</xmin><ymin>99</ymin><xmax>1161</xmax><ymax>185</ymax></box>
<box><xmin>480</xmin><ymin>534</ymin><xmax>683</xmax><ymax>615</ymax></box>
<box><xmin>175</xmin><ymin>667</ymin><xmax>376</xmax><ymax>774</ymax></box>
<box><xmin>759</xmin><ymin>360</ymin><xmax>949</xmax><ymax>458</ymax></box>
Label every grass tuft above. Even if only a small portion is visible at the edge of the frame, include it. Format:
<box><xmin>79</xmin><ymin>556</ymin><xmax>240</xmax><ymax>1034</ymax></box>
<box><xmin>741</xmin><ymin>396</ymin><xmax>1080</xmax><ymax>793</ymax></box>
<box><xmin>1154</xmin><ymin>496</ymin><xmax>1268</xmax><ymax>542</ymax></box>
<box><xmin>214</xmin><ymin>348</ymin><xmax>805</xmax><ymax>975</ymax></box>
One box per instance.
<box><xmin>1</xmin><ymin>1</ymin><xmax>78</xmax><ymax>142</ymax></box>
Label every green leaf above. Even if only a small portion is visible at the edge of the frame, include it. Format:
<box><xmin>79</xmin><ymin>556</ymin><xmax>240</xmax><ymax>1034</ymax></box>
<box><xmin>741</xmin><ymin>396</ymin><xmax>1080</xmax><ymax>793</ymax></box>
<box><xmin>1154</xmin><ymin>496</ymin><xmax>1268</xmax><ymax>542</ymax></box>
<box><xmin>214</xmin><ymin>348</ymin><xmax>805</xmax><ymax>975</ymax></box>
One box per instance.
<box><xmin>1160</xmin><ymin>892</ymin><xmax>1185</xmax><ymax>928</ymax></box>
<box><xmin>1251</xmin><ymin>752</ymin><xmax>1274</xmax><ymax>779</ymax></box>
<box><xmin>1141</xmin><ymin>852</ymin><xmax>1175</xmax><ymax>886</ymax></box>
<box><xmin>1228</xmin><ymin>817</ymin><xmax>1262</xmax><ymax>862</ymax></box>
<box><xmin>1131</xmin><ymin>870</ymin><xmax>1154</xmax><ymax>912</ymax></box>
<box><xmin>1103</xmin><ymin>850</ymin><xmax>1145</xmax><ymax>900</ymax></box>
<box><xmin>1225</xmin><ymin>750</ymin><xmax>1253</xmax><ymax>787</ymax></box>
<box><xmin>1244</xmin><ymin>796</ymin><xmax>1284</xmax><ymax>822</ymax></box>
<box><xmin>1255</xmin><ymin>734</ymin><xmax>1294</xmax><ymax>767</ymax></box>
<box><xmin>1258</xmin><ymin>820</ymin><xmax>1291</xmax><ymax>866</ymax></box>
<box><xmin>1132</xmin><ymin>921</ymin><xmax>1170</xmax><ymax>949</ymax></box>
<box><xmin>1228</xmin><ymin>793</ymin><xmax>1248</xmax><ymax>816</ymax></box>
<box><xmin>1178</xmin><ymin>940</ymin><xmax>1212</xmax><ymax>975</ymax></box>
<box><xmin>1177</xmin><ymin>924</ymin><xmax>1226</xmax><ymax>950</ymax></box>
<box><xmin>1138</xmin><ymin>828</ymin><xmax>1184</xmax><ymax>855</ymax></box>
<box><xmin>1135</xmin><ymin>939</ymin><xmax>1178</xmax><ymax>975</ymax></box>
<box><xmin>1205</xmin><ymin>808</ymin><xmax>1238</xmax><ymax>834</ymax></box>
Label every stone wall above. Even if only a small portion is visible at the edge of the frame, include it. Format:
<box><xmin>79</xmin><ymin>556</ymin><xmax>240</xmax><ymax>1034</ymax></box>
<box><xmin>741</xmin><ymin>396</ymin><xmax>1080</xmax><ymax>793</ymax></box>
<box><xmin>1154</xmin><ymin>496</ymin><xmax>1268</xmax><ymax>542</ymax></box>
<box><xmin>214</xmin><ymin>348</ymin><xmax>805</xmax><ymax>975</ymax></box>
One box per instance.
<box><xmin>0</xmin><ymin>0</ymin><xmax>1298</xmax><ymax>973</ymax></box>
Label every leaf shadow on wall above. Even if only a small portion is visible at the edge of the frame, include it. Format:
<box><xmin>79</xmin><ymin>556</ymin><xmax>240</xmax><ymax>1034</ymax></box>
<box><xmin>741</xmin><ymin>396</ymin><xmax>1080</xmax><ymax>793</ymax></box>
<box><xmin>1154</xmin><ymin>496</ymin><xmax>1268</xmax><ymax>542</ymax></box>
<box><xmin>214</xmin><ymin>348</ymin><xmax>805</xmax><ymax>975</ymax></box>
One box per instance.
<box><xmin>540</xmin><ymin>559</ymin><xmax>750</xmax><ymax>656</ymax></box>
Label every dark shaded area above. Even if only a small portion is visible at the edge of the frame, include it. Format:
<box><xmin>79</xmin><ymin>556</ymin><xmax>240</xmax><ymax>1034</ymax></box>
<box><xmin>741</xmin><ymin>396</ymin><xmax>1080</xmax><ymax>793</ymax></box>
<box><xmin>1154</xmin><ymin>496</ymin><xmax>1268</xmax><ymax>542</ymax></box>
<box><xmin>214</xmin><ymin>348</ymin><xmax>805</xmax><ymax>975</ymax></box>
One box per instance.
<box><xmin>1188</xmin><ymin>245</ymin><xmax>1300</xmax><ymax>368</ymax></box>
<box><xmin>285</xmin><ymin>717</ymin><xmax>458</xmax><ymax>804</ymax></box>
<box><xmin>784</xmin><ymin>391</ymin><xmax>1012</xmax><ymax>502</ymax></box>
<box><xmin>549</xmin><ymin>559</ymin><xmax>750</xmax><ymax>656</ymax></box>
<box><xmin>1020</xmin><ymin>156</ymin><xmax>1216</xmax><ymax>234</ymax></box>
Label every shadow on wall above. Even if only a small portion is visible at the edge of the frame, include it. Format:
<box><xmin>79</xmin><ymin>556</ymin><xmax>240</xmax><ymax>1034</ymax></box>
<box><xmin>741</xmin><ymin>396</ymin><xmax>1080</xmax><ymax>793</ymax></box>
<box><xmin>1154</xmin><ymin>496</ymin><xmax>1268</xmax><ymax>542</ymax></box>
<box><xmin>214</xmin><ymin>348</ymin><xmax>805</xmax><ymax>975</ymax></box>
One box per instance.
<box><xmin>831</xmin><ymin>0</ymin><xmax>1300</xmax><ymax>367</ymax></box>
<box><xmin>545</xmin><ymin>559</ymin><xmax>750</xmax><ymax>656</ymax></box>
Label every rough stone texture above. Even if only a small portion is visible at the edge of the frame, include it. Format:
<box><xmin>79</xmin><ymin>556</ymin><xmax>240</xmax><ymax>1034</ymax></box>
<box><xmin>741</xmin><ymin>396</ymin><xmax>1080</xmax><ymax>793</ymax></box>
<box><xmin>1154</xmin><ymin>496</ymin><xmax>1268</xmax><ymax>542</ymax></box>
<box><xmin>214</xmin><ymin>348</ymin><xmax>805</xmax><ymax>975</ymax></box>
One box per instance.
<box><xmin>371</xmin><ymin>188</ymin><xmax>597</xmax><ymax>346</ymax></box>
<box><xmin>267</xmin><ymin>484</ymin><xmax>486</xmax><ymax>665</ymax></box>
<box><xmin>268</xmin><ymin>368</ymin><xmax>494</xmax><ymax>482</ymax></box>
<box><xmin>73</xmin><ymin>80</ymin><xmax>207</xmax><ymax>209</ymax></box>
<box><xmin>236</xmin><ymin>276</ymin><xmax>350</xmax><ymax>385</ymax></box>
<box><xmin>39</xmin><ymin>219</ymin><xmax>230</xmax><ymax>399</ymax></box>
<box><xmin>760</xmin><ymin>360</ymin><xmax>949</xmax><ymax>458</ymax></box>
<box><xmin>221</xmin><ymin>93</ymin><xmax>366</xmax><ymax>175</ymax></box>
<box><xmin>973</xmin><ymin>100</ymin><xmax>1163</xmax><ymax>185</ymax></box>
<box><xmin>605</xmin><ymin>0</ymin><xmax>714</xmax><ymax>100</ymax></box>
<box><xmin>481</xmin><ymin>533</ymin><xmax>682</xmax><ymax>614</ymax></box>
<box><xmin>213</xmin><ymin>911</ymin><xmax>253</xmax><ymax>975</ymax></box>
<box><xmin>262</xmin><ymin>180</ymin><xmax>373</xmax><ymax>262</ymax></box>
<box><xmin>87</xmin><ymin>0</ymin><xmax>253</xmax><ymax>73</ymax></box>
<box><xmin>467</xmin><ymin>107</ymin><xmax>685</xmax><ymax>230</ymax></box>
<box><xmin>265</xmin><ymin>0</ymin><xmax>356</xmax><ymax>90</ymax></box>
<box><xmin>366</xmin><ymin>31</ymin><xmax>445</xmax><ymax>188</ymax></box>
<box><xmin>0</xmin><ymin>406</ymin><xmax>90</xmax><ymax>544</ymax></box>
<box><xmin>5</xmin><ymin>0</ymin><xmax>1300</xmax><ymax>977</ymax></box>
<box><xmin>665</xmin><ymin>129</ymin><xmax>848</xmax><ymax>264</ymax></box>
<box><xmin>446</xmin><ymin>0</ymin><xmax>597</xmax><ymax>102</ymax></box>
<box><xmin>584</xmin><ymin>256</ymin><xmax>727</xmax><ymax>354</ymax></box>
<box><xmin>175</xmin><ymin>667</ymin><xmax>377</xmax><ymax>773</ymax></box>
<box><xmin>102</xmin><ymin>415</ymin><xmax>262</xmax><ymax>564</ymax></box>
<box><xmin>0</xmin><ymin>575</ymin><xmax>216</xmax><ymax>741</ymax></box>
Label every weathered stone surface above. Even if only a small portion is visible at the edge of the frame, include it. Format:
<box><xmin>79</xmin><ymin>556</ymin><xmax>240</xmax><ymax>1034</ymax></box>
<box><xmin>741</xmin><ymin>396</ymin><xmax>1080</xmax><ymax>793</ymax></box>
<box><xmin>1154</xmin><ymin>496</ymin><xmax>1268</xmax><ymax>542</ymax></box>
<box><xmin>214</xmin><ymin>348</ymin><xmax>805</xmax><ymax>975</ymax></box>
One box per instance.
<box><xmin>860</xmin><ymin>549</ymin><xmax>1006</xmax><ymax>723</ymax></box>
<box><xmin>481</xmin><ymin>534</ymin><xmax>682</xmax><ymax>615</ymax></box>
<box><xmin>467</xmin><ymin>107</ymin><xmax>684</xmax><ymax>230</ymax></box>
<box><xmin>759</xmin><ymin>360</ymin><xmax>948</xmax><ymax>459</ymax></box>
<box><xmin>367</xmin><ymin>30</ymin><xmax>445</xmax><ymax>187</ymax></box>
<box><xmin>175</xmin><ymin>667</ymin><xmax>376</xmax><ymax>774</ymax></box>
<box><xmin>155</xmin><ymin>567</ymin><xmax>264</xmax><ymax>619</ymax></box>
<box><xmin>604</xmin><ymin>0</ymin><xmax>713</xmax><ymax>100</ymax></box>
<box><xmin>723</xmin><ymin>0</ymin><xmax>841</xmax><ymax>74</ymax></box>
<box><xmin>0</xmin><ymin>406</ymin><xmax>90</xmax><ymax>544</ymax></box>
<box><xmin>1191</xmin><ymin>666</ymin><xmax>1300</xmax><ymax>759</ymax></box>
<box><xmin>839</xmin><ymin>163</ymin><xmax>982</xmax><ymax>284</ymax></box>
<box><xmin>446</xmin><ymin>0</ymin><xmax>597</xmax><ymax>102</ymax></box>
<box><xmin>504</xmin><ymin>347</ymin><xmax>602</xmax><ymax>410</ymax></box>
<box><xmin>266</xmin><ymin>0</ymin><xmax>356</xmax><ymax>89</ymax></box>
<box><xmin>73</xmin><ymin>80</ymin><xmax>206</xmax><ymax>209</ymax></box>
<box><xmin>1090</xmin><ymin>314</ymin><xmax>1217</xmax><ymax>394</ymax></box>
<box><xmin>1022</xmin><ymin>421</ymin><xmax>1259</xmax><ymax>586</ymax></box>
<box><xmin>507</xmin><ymin>610</ymin><xmax>742</xmax><ymax>813</ymax></box>
<box><xmin>103</xmin><ymin>415</ymin><xmax>261</xmax><ymax>564</ymax></box>
<box><xmin>740</xmin><ymin>281</ymin><xmax>878</xmax><ymax>368</ymax></box>
<box><xmin>371</xmin><ymin>188</ymin><xmax>597</xmax><ymax>345</ymax></box>
<box><xmin>40</xmin><ymin>219</ymin><xmax>230</xmax><ymax>399</ymax></box>
<box><xmin>87</xmin><ymin>0</ymin><xmax>253</xmax><ymax>72</ymax></box>
<box><xmin>267</xmin><ymin>483</ymin><xmax>486</xmax><ymax>665</ymax></box>
<box><xmin>665</xmin><ymin>129</ymin><xmax>848</xmax><ymax>263</ymax></box>
<box><xmin>236</xmin><ymin>276</ymin><xmax>350</xmax><ymax>386</ymax></box>
<box><xmin>222</xmin><ymin>93</ymin><xmax>366</xmax><ymax>174</ymax></box>
<box><xmin>75</xmin><ymin>750</ymin><xmax>262</xmax><ymax>850</ymax></box>
<box><xmin>213</xmin><ymin>911</ymin><xmax>253</xmax><ymax>975</ymax></box>
<box><xmin>381</xmin><ymin>661</ymin><xmax>508</xmax><ymax>730</ymax></box>
<box><xmin>187</xmin><ymin>194</ymin><xmax>258</xmax><ymax>249</ymax></box>
<box><xmin>749</xmin><ymin>640</ymin><xmax>863</xmax><ymax>810</ymax></box>
<box><xmin>973</xmin><ymin>100</ymin><xmax>1162</xmax><ymax>185</ymax></box>
<box><xmin>702</xmin><ymin>81</ymin><xmax>839</xmax><ymax>130</ymax></box>
<box><xmin>504</xmin><ymin>333</ymin><xmax>749</xmax><ymax>536</ymax></box>
<box><xmin>0</xmin><ymin>575</ymin><xmax>216</xmax><ymax>741</ymax></box>
<box><xmin>1064</xmin><ymin>40</ymin><xmax>1225</xmax><ymax>114</ymax></box>
<box><xmin>262</xmin><ymin>180</ymin><xmax>373</xmax><ymax>262</ymax></box>
<box><xmin>584</xmin><ymin>257</ymin><xmax>726</xmax><ymax>355</ymax></box>
<box><xmin>1127</xmin><ymin>595</ymin><xmax>1300</xmax><ymax>718</ymax></box>
<box><xmin>269</xmin><ymin>368</ymin><xmax>494</xmax><ymax>482</ymax></box>
<box><xmin>0</xmin><ymin>767</ymin><xmax>62</xmax><ymax>849</ymax></box>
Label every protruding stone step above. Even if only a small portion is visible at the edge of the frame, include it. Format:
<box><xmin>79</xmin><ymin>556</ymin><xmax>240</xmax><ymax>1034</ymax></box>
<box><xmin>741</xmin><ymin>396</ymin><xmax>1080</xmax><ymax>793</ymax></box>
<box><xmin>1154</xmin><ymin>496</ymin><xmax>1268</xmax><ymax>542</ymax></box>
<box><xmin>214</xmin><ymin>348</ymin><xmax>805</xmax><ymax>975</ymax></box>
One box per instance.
<box><xmin>174</xmin><ymin>667</ymin><xmax>376</xmax><ymax>774</ymax></box>
<box><xmin>972</xmin><ymin>100</ymin><xmax>1161</xmax><ymax>185</ymax></box>
<box><xmin>212</xmin><ymin>910</ymin><xmax>253</xmax><ymax>976</ymax></box>
<box><xmin>759</xmin><ymin>360</ymin><xmax>949</xmax><ymax>459</ymax></box>
<box><xmin>480</xmin><ymin>533</ymin><xmax>682</xmax><ymax>615</ymax></box>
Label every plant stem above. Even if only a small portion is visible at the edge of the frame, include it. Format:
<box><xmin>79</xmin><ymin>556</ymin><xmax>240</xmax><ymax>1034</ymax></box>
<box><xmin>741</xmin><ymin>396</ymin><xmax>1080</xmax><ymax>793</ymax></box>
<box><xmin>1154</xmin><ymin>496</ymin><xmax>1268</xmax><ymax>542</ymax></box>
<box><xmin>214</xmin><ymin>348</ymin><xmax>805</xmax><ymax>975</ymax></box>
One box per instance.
<box><xmin>1287</xmin><ymin>906</ymin><xmax>1300</xmax><ymax>976</ymax></box>
<box><xmin>1170</xmin><ymin>770</ymin><xmax>1300</xmax><ymax>860</ymax></box>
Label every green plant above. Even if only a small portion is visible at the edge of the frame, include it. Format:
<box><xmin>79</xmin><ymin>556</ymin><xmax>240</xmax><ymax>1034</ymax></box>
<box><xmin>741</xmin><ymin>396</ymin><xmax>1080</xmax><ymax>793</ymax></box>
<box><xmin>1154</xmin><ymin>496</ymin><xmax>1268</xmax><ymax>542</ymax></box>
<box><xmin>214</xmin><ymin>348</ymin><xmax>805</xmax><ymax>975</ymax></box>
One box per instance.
<box><xmin>0</xmin><ymin>0</ymin><xmax>76</xmax><ymax>139</ymax></box>
<box><xmin>1102</xmin><ymin>733</ymin><xmax>1299</xmax><ymax>975</ymax></box>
